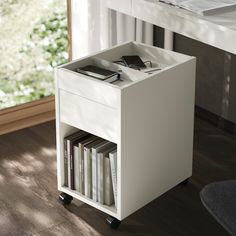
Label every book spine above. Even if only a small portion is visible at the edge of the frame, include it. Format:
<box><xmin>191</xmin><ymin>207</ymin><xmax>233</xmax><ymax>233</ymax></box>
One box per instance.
<box><xmin>104</xmin><ymin>157</ymin><xmax>114</xmax><ymax>206</ymax></box>
<box><xmin>79</xmin><ymin>144</ymin><xmax>82</xmax><ymax>193</ymax></box>
<box><xmin>84</xmin><ymin>148</ymin><xmax>88</xmax><ymax>197</ymax></box>
<box><xmin>97</xmin><ymin>153</ymin><xmax>104</xmax><ymax>204</ymax></box>
<box><xmin>92</xmin><ymin>148</ymin><xmax>97</xmax><ymax>201</ymax></box>
<box><xmin>110</xmin><ymin>153</ymin><xmax>117</xmax><ymax>207</ymax></box>
<box><xmin>70</xmin><ymin>142</ymin><xmax>75</xmax><ymax>190</ymax></box>
<box><xmin>80</xmin><ymin>144</ymin><xmax>85</xmax><ymax>194</ymax></box>
<box><xmin>67</xmin><ymin>140</ymin><xmax>71</xmax><ymax>189</ymax></box>
<box><xmin>84</xmin><ymin>148</ymin><xmax>92</xmax><ymax>198</ymax></box>
<box><xmin>63</xmin><ymin>139</ymin><xmax>68</xmax><ymax>187</ymax></box>
<box><xmin>74</xmin><ymin>145</ymin><xmax>80</xmax><ymax>191</ymax></box>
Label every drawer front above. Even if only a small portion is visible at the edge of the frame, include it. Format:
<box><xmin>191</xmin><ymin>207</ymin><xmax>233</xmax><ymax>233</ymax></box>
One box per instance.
<box><xmin>60</xmin><ymin>90</ymin><xmax>119</xmax><ymax>143</ymax></box>
<box><xmin>57</xmin><ymin>69</ymin><xmax>120</xmax><ymax>109</ymax></box>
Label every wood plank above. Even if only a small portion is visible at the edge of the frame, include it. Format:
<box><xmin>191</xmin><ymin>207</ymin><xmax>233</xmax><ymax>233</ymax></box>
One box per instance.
<box><xmin>0</xmin><ymin>118</ymin><xmax>234</xmax><ymax>235</ymax></box>
<box><xmin>0</xmin><ymin>96</ymin><xmax>55</xmax><ymax>124</ymax></box>
<box><xmin>0</xmin><ymin>110</ymin><xmax>55</xmax><ymax>135</ymax></box>
<box><xmin>0</xmin><ymin>96</ymin><xmax>55</xmax><ymax>135</ymax></box>
<box><xmin>0</xmin><ymin>0</ymin><xmax>71</xmax><ymax>134</ymax></box>
<box><xmin>0</xmin><ymin>96</ymin><xmax>54</xmax><ymax>114</ymax></box>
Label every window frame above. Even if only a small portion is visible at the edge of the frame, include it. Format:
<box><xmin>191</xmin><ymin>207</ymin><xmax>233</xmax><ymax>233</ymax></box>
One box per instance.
<box><xmin>0</xmin><ymin>0</ymin><xmax>72</xmax><ymax>135</ymax></box>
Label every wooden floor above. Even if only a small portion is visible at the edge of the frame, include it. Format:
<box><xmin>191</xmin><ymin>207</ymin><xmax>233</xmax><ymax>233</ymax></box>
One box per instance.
<box><xmin>0</xmin><ymin>118</ymin><xmax>235</xmax><ymax>236</ymax></box>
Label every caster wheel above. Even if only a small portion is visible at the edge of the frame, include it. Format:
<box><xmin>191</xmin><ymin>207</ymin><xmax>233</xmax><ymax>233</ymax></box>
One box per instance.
<box><xmin>180</xmin><ymin>178</ymin><xmax>189</xmax><ymax>185</ymax></box>
<box><xmin>106</xmin><ymin>216</ymin><xmax>121</xmax><ymax>229</ymax></box>
<box><xmin>59</xmin><ymin>192</ymin><xmax>73</xmax><ymax>205</ymax></box>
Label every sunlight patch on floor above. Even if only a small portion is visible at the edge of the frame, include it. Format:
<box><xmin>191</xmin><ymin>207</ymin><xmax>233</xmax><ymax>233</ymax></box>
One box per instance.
<box><xmin>41</xmin><ymin>147</ymin><xmax>57</xmax><ymax>157</ymax></box>
<box><xmin>17</xmin><ymin>202</ymin><xmax>56</xmax><ymax>228</ymax></box>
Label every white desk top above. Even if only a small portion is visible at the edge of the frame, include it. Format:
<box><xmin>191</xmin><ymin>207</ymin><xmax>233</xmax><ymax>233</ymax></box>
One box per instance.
<box><xmin>107</xmin><ymin>0</ymin><xmax>236</xmax><ymax>54</ymax></box>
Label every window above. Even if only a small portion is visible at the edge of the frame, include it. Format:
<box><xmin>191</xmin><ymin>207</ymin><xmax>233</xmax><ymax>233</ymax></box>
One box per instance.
<box><xmin>0</xmin><ymin>0</ymin><xmax>68</xmax><ymax>109</ymax></box>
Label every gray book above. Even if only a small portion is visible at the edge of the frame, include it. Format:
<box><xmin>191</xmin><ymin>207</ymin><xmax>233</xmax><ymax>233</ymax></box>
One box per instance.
<box><xmin>109</xmin><ymin>150</ymin><xmax>117</xmax><ymax>207</ymax></box>
<box><xmin>74</xmin><ymin>144</ymin><xmax>80</xmax><ymax>191</ymax></box>
<box><xmin>83</xmin><ymin>138</ymin><xmax>105</xmax><ymax>198</ymax></box>
<box><xmin>92</xmin><ymin>141</ymin><xmax>115</xmax><ymax>201</ymax></box>
<box><xmin>97</xmin><ymin>146</ymin><xmax>116</xmax><ymax>204</ymax></box>
<box><xmin>77</xmin><ymin>136</ymin><xmax>99</xmax><ymax>194</ymax></box>
<box><xmin>74</xmin><ymin>135</ymin><xmax>97</xmax><ymax>192</ymax></box>
<box><xmin>64</xmin><ymin>130</ymin><xmax>88</xmax><ymax>189</ymax></box>
<box><xmin>104</xmin><ymin>152</ymin><xmax>115</xmax><ymax>206</ymax></box>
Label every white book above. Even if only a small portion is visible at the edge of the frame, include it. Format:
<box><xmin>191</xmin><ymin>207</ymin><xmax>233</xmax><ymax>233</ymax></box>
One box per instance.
<box><xmin>97</xmin><ymin>153</ymin><xmax>104</xmax><ymax>204</ymax></box>
<box><xmin>74</xmin><ymin>144</ymin><xmax>80</xmax><ymax>191</ymax></box>
<box><xmin>92</xmin><ymin>140</ymin><xmax>108</xmax><ymax>201</ymax></box>
<box><xmin>104</xmin><ymin>154</ymin><xmax>114</xmax><ymax>206</ymax></box>
<box><xmin>84</xmin><ymin>147</ymin><xmax>92</xmax><ymax>198</ymax></box>
<box><xmin>83</xmin><ymin>138</ymin><xmax>102</xmax><ymax>198</ymax></box>
<box><xmin>78</xmin><ymin>136</ymin><xmax>98</xmax><ymax>194</ymax></box>
<box><xmin>97</xmin><ymin>146</ymin><xmax>116</xmax><ymax>204</ymax></box>
<box><xmin>109</xmin><ymin>150</ymin><xmax>117</xmax><ymax>208</ymax></box>
<box><xmin>65</xmin><ymin>131</ymin><xmax>88</xmax><ymax>190</ymax></box>
<box><xmin>92</xmin><ymin>141</ymin><xmax>115</xmax><ymax>202</ymax></box>
<box><xmin>67</xmin><ymin>140</ymin><xmax>72</xmax><ymax>189</ymax></box>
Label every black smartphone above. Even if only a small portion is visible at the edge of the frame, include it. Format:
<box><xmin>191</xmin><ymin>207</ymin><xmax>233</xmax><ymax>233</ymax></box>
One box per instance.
<box><xmin>121</xmin><ymin>55</ymin><xmax>146</xmax><ymax>70</ymax></box>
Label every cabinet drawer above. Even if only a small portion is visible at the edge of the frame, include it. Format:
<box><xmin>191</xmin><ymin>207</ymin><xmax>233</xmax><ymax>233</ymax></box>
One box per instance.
<box><xmin>57</xmin><ymin>69</ymin><xmax>120</xmax><ymax>109</ymax></box>
<box><xmin>59</xmin><ymin>90</ymin><xmax>119</xmax><ymax>143</ymax></box>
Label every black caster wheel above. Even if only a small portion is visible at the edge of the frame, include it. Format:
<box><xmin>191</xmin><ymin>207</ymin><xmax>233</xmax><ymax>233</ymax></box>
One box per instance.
<box><xmin>59</xmin><ymin>192</ymin><xmax>73</xmax><ymax>205</ymax></box>
<box><xmin>106</xmin><ymin>216</ymin><xmax>121</xmax><ymax>229</ymax></box>
<box><xmin>180</xmin><ymin>178</ymin><xmax>189</xmax><ymax>185</ymax></box>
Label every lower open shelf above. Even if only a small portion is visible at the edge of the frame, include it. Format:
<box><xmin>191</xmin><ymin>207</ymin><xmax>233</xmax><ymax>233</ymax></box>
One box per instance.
<box><xmin>57</xmin><ymin>123</ymin><xmax>119</xmax><ymax>218</ymax></box>
<box><xmin>59</xmin><ymin>186</ymin><xmax>118</xmax><ymax>218</ymax></box>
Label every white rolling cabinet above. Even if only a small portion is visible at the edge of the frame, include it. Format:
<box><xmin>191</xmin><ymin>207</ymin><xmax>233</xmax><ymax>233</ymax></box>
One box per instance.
<box><xmin>55</xmin><ymin>41</ymin><xmax>196</xmax><ymax>228</ymax></box>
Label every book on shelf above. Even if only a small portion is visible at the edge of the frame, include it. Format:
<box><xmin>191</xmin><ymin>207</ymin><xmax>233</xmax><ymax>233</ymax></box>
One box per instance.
<box><xmin>64</xmin><ymin>131</ymin><xmax>117</xmax><ymax>207</ymax></box>
<box><xmin>97</xmin><ymin>145</ymin><xmax>116</xmax><ymax>205</ymax></box>
<box><xmin>159</xmin><ymin>0</ymin><xmax>236</xmax><ymax>16</ymax></box>
<box><xmin>77</xmin><ymin>136</ymin><xmax>99</xmax><ymax>194</ymax></box>
<box><xmin>92</xmin><ymin>141</ymin><xmax>116</xmax><ymax>202</ymax></box>
<box><xmin>68</xmin><ymin>132</ymin><xmax>91</xmax><ymax>190</ymax></box>
<box><xmin>74</xmin><ymin>135</ymin><xmax>98</xmax><ymax>192</ymax></box>
<box><xmin>63</xmin><ymin>138</ymin><xmax>68</xmax><ymax>187</ymax></box>
<box><xmin>83</xmin><ymin>138</ymin><xmax>105</xmax><ymax>198</ymax></box>
<box><xmin>81</xmin><ymin>136</ymin><xmax>103</xmax><ymax>198</ymax></box>
<box><xmin>74</xmin><ymin>144</ymin><xmax>80</xmax><ymax>191</ymax></box>
<box><xmin>64</xmin><ymin>130</ymin><xmax>88</xmax><ymax>188</ymax></box>
<box><xmin>104</xmin><ymin>150</ymin><xmax>115</xmax><ymax>206</ymax></box>
<box><xmin>76</xmin><ymin>65</ymin><xmax>120</xmax><ymax>83</ymax></box>
<box><xmin>109</xmin><ymin>150</ymin><xmax>117</xmax><ymax>207</ymax></box>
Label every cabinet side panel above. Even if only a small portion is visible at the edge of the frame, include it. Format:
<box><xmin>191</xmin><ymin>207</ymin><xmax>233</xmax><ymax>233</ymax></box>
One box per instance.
<box><xmin>120</xmin><ymin>59</ymin><xmax>196</xmax><ymax>219</ymax></box>
<box><xmin>55</xmin><ymin>70</ymin><xmax>62</xmax><ymax>189</ymax></box>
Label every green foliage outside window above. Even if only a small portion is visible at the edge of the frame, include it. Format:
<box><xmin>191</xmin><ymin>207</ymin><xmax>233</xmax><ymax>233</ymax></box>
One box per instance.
<box><xmin>0</xmin><ymin>0</ymin><xmax>68</xmax><ymax>109</ymax></box>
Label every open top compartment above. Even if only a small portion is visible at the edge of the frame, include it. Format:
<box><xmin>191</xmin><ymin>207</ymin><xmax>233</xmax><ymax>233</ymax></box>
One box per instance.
<box><xmin>60</xmin><ymin>56</ymin><xmax>148</xmax><ymax>88</ymax></box>
<box><xmin>96</xmin><ymin>41</ymin><xmax>192</xmax><ymax>70</ymax></box>
<box><xmin>58</xmin><ymin>41</ymin><xmax>193</xmax><ymax>89</ymax></box>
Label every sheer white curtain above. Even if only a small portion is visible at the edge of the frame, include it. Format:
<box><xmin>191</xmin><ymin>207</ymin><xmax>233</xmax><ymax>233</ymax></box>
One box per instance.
<box><xmin>111</xmin><ymin>11</ymin><xmax>153</xmax><ymax>46</ymax></box>
<box><xmin>71</xmin><ymin>0</ymin><xmax>153</xmax><ymax>60</ymax></box>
